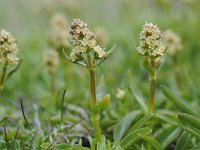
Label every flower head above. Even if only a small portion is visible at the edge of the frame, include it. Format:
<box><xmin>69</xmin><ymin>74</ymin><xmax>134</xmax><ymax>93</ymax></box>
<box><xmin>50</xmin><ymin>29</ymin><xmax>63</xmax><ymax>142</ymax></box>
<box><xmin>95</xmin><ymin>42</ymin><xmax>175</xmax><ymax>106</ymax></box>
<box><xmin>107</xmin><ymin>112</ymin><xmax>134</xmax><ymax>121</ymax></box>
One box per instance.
<box><xmin>44</xmin><ymin>49</ymin><xmax>59</xmax><ymax>74</ymax></box>
<box><xmin>49</xmin><ymin>13</ymin><xmax>69</xmax><ymax>50</ymax></box>
<box><xmin>0</xmin><ymin>29</ymin><xmax>19</xmax><ymax>65</ymax></box>
<box><xmin>69</xmin><ymin>19</ymin><xmax>107</xmax><ymax>62</ymax></box>
<box><xmin>138</xmin><ymin>23</ymin><xmax>165</xmax><ymax>57</ymax></box>
<box><xmin>50</xmin><ymin>13</ymin><xmax>68</xmax><ymax>30</ymax></box>
<box><xmin>163</xmin><ymin>30</ymin><xmax>182</xmax><ymax>55</ymax></box>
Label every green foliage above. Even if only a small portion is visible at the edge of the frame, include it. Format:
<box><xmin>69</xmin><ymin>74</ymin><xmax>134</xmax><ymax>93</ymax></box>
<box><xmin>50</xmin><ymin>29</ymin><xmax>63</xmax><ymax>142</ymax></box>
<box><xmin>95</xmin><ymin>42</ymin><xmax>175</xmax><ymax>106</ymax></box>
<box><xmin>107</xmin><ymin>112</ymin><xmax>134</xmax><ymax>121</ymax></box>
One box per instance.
<box><xmin>161</xmin><ymin>86</ymin><xmax>199</xmax><ymax>116</ymax></box>
<box><xmin>113</xmin><ymin>111</ymin><xmax>142</xmax><ymax>141</ymax></box>
<box><xmin>1</xmin><ymin>0</ymin><xmax>200</xmax><ymax>149</ymax></box>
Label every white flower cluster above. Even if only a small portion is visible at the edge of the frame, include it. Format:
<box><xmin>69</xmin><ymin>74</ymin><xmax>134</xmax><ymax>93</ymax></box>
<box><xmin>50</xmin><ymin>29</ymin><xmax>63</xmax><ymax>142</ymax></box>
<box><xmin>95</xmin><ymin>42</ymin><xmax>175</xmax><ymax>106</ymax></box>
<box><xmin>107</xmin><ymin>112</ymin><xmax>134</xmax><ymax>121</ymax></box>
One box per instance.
<box><xmin>0</xmin><ymin>29</ymin><xmax>19</xmax><ymax>65</ymax></box>
<box><xmin>69</xmin><ymin>19</ymin><xmax>107</xmax><ymax>62</ymax></box>
<box><xmin>43</xmin><ymin>49</ymin><xmax>59</xmax><ymax>74</ymax></box>
<box><xmin>138</xmin><ymin>23</ymin><xmax>165</xmax><ymax>57</ymax></box>
<box><xmin>163</xmin><ymin>30</ymin><xmax>182</xmax><ymax>55</ymax></box>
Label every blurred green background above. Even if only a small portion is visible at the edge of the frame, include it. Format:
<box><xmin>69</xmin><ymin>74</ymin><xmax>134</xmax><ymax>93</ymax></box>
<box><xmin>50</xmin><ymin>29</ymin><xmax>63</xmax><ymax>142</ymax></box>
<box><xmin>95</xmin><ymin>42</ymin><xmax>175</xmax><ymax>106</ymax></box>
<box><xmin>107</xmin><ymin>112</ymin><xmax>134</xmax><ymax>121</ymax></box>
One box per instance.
<box><xmin>0</xmin><ymin>0</ymin><xmax>200</xmax><ymax>97</ymax></box>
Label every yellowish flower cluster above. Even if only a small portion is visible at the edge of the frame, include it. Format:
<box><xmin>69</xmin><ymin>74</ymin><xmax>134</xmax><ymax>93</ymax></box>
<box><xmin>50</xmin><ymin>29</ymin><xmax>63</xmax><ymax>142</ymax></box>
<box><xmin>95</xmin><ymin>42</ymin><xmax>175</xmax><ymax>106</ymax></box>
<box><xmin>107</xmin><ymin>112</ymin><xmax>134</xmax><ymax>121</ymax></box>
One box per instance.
<box><xmin>138</xmin><ymin>23</ymin><xmax>165</xmax><ymax>57</ymax></box>
<box><xmin>49</xmin><ymin>13</ymin><xmax>69</xmax><ymax>49</ymax></box>
<box><xmin>69</xmin><ymin>19</ymin><xmax>107</xmax><ymax>62</ymax></box>
<box><xmin>0</xmin><ymin>29</ymin><xmax>19</xmax><ymax>65</ymax></box>
<box><xmin>163</xmin><ymin>30</ymin><xmax>182</xmax><ymax>55</ymax></box>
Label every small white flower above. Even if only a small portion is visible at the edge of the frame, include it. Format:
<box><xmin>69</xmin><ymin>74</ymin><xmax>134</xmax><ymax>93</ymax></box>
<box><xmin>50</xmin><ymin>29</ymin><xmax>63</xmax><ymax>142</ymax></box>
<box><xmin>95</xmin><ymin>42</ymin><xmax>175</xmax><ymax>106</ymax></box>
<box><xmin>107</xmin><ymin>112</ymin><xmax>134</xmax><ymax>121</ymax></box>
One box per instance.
<box><xmin>116</xmin><ymin>88</ymin><xmax>126</xmax><ymax>99</ymax></box>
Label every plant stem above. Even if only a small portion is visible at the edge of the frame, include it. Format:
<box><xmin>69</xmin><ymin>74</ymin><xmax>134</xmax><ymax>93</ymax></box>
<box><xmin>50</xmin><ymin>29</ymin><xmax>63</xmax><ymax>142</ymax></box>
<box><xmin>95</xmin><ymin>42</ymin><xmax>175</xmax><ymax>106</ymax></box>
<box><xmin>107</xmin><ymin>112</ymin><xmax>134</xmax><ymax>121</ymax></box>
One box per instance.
<box><xmin>0</xmin><ymin>64</ymin><xmax>7</xmax><ymax>91</ymax></box>
<box><xmin>148</xmin><ymin>60</ymin><xmax>156</xmax><ymax>113</ymax></box>
<box><xmin>89</xmin><ymin>69</ymin><xmax>101</xmax><ymax>142</ymax></box>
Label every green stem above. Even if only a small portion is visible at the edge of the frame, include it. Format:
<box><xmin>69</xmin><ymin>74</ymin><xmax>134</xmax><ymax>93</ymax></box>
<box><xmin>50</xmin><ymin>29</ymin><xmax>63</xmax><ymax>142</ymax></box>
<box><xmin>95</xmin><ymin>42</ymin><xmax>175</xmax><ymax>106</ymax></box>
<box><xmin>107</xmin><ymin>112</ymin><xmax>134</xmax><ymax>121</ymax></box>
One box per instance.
<box><xmin>89</xmin><ymin>69</ymin><xmax>101</xmax><ymax>142</ymax></box>
<box><xmin>148</xmin><ymin>60</ymin><xmax>156</xmax><ymax>113</ymax></box>
<box><xmin>87</xmin><ymin>54</ymin><xmax>101</xmax><ymax>142</ymax></box>
<box><xmin>0</xmin><ymin>64</ymin><xmax>7</xmax><ymax>91</ymax></box>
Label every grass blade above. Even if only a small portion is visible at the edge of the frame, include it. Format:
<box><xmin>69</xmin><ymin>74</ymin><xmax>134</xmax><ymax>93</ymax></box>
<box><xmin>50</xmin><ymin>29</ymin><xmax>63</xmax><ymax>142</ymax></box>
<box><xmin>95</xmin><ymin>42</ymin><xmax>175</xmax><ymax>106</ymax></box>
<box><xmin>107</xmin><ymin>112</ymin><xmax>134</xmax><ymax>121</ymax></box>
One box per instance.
<box><xmin>20</xmin><ymin>99</ymin><xmax>31</xmax><ymax>130</ymax></box>
<box><xmin>4</xmin><ymin>124</ymin><xmax>9</xmax><ymax>150</ymax></box>
<box><xmin>12</xmin><ymin>126</ymin><xmax>19</xmax><ymax>150</ymax></box>
<box><xmin>61</xmin><ymin>89</ymin><xmax>66</xmax><ymax>120</ymax></box>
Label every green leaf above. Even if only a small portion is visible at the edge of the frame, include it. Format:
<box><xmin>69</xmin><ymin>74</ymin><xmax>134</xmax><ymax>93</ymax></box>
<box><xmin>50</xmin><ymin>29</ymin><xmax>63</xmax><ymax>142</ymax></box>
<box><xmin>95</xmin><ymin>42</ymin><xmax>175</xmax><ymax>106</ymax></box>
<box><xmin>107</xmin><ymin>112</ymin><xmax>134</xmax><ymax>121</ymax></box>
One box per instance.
<box><xmin>139</xmin><ymin>134</ymin><xmax>162</xmax><ymax>150</ymax></box>
<box><xmin>178</xmin><ymin>113</ymin><xmax>200</xmax><ymax>131</ymax></box>
<box><xmin>113</xmin><ymin>111</ymin><xmax>143</xmax><ymax>140</ymax></box>
<box><xmin>155</xmin><ymin>125</ymin><xmax>182</xmax><ymax>149</ymax></box>
<box><xmin>129</xmin><ymin>113</ymin><xmax>154</xmax><ymax>132</ymax></box>
<box><xmin>155</xmin><ymin>113</ymin><xmax>178</xmax><ymax>126</ymax></box>
<box><xmin>162</xmin><ymin>127</ymin><xmax>182</xmax><ymax>149</ymax></box>
<box><xmin>119</xmin><ymin>127</ymin><xmax>152</xmax><ymax>149</ymax></box>
<box><xmin>128</xmin><ymin>70</ymin><xmax>148</xmax><ymax>113</ymax></box>
<box><xmin>177</xmin><ymin>113</ymin><xmax>200</xmax><ymax>140</ymax></box>
<box><xmin>161</xmin><ymin>86</ymin><xmax>198</xmax><ymax>116</ymax></box>
<box><xmin>175</xmin><ymin>131</ymin><xmax>191</xmax><ymax>150</ymax></box>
